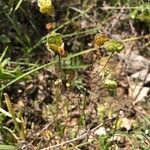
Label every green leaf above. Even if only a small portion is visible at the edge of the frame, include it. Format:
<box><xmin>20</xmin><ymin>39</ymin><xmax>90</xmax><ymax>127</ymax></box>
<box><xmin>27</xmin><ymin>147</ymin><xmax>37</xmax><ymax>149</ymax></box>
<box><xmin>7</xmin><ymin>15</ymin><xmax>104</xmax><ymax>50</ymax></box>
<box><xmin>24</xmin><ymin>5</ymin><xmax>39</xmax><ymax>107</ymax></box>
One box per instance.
<box><xmin>0</xmin><ymin>35</ymin><xmax>11</xmax><ymax>44</ymax></box>
<box><xmin>0</xmin><ymin>58</ymin><xmax>10</xmax><ymax>69</ymax></box>
<box><xmin>130</xmin><ymin>10</ymin><xmax>138</xmax><ymax>19</ymax></box>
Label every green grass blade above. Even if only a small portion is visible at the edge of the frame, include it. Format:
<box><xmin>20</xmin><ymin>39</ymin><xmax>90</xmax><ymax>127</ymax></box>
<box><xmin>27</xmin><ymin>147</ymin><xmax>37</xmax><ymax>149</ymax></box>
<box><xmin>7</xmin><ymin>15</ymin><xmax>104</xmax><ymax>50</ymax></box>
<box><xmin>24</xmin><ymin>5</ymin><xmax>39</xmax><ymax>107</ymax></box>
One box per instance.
<box><xmin>0</xmin><ymin>145</ymin><xmax>16</xmax><ymax>150</ymax></box>
<box><xmin>0</xmin><ymin>48</ymin><xmax>95</xmax><ymax>91</ymax></box>
<box><xmin>0</xmin><ymin>47</ymin><xmax>9</xmax><ymax>63</ymax></box>
<box><xmin>28</xmin><ymin>5</ymin><xmax>93</xmax><ymax>53</ymax></box>
<box><xmin>15</xmin><ymin>0</ymin><xmax>23</xmax><ymax>11</ymax></box>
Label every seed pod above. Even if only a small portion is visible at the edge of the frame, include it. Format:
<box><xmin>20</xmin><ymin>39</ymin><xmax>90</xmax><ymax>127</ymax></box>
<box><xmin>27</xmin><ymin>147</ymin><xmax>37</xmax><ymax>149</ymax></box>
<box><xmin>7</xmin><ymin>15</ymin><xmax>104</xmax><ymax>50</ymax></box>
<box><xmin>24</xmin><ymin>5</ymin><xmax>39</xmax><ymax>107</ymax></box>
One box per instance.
<box><xmin>48</xmin><ymin>32</ymin><xmax>63</xmax><ymax>47</ymax></box>
<box><xmin>94</xmin><ymin>34</ymin><xmax>109</xmax><ymax>47</ymax></box>
<box><xmin>47</xmin><ymin>32</ymin><xmax>66</xmax><ymax>57</ymax></box>
<box><xmin>103</xmin><ymin>39</ymin><xmax>124</xmax><ymax>53</ymax></box>
<box><xmin>48</xmin><ymin>43</ymin><xmax>65</xmax><ymax>56</ymax></box>
<box><xmin>46</xmin><ymin>22</ymin><xmax>56</xmax><ymax>30</ymax></box>
<box><xmin>104</xmin><ymin>79</ymin><xmax>117</xmax><ymax>89</ymax></box>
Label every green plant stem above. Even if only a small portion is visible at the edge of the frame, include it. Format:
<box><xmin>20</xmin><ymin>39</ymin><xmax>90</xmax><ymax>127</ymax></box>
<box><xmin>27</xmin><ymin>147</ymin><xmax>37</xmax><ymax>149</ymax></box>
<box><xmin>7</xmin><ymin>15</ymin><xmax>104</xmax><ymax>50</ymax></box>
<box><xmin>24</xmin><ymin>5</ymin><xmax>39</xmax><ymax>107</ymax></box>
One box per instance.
<box><xmin>0</xmin><ymin>47</ymin><xmax>9</xmax><ymax>63</ymax></box>
<box><xmin>28</xmin><ymin>5</ymin><xmax>93</xmax><ymax>53</ymax></box>
<box><xmin>112</xmin><ymin>111</ymin><xmax>119</xmax><ymax>135</ymax></box>
<box><xmin>0</xmin><ymin>60</ymin><xmax>56</xmax><ymax>91</ymax></box>
<box><xmin>1</xmin><ymin>32</ymin><xmax>148</xmax><ymax>91</ymax></box>
<box><xmin>2</xmin><ymin>126</ymin><xmax>19</xmax><ymax>141</ymax></box>
<box><xmin>89</xmin><ymin>52</ymin><xmax>114</xmax><ymax>82</ymax></box>
<box><xmin>9</xmin><ymin>61</ymin><xmax>38</xmax><ymax>67</ymax></box>
<box><xmin>5</xmin><ymin>13</ymin><xmax>28</xmax><ymax>49</ymax></box>
<box><xmin>63</xmin><ymin>26</ymin><xmax>99</xmax><ymax>38</ymax></box>
<box><xmin>15</xmin><ymin>0</ymin><xmax>23</xmax><ymax>11</ymax></box>
<box><xmin>122</xmin><ymin>34</ymin><xmax>150</xmax><ymax>42</ymax></box>
<box><xmin>54</xmin><ymin>6</ymin><xmax>93</xmax><ymax>33</ymax></box>
<box><xmin>0</xmin><ymin>48</ymin><xmax>95</xmax><ymax>91</ymax></box>
<box><xmin>98</xmin><ymin>6</ymin><xmax>147</xmax><ymax>10</ymax></box>
<box><xmin>68</xmin><ymin>139</ymin><xmax>96</xmax><ymax>150</ymax></box>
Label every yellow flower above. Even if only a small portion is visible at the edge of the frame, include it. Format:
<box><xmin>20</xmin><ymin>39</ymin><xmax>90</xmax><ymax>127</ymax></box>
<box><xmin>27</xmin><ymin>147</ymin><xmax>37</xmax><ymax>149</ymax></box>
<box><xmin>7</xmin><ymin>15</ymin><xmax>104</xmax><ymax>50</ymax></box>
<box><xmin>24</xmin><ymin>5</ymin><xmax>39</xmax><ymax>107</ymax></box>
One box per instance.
<box><xmin>38</xmin><ymin>0</ymin><xmax>54</xmax><ymax>15</ymax></box>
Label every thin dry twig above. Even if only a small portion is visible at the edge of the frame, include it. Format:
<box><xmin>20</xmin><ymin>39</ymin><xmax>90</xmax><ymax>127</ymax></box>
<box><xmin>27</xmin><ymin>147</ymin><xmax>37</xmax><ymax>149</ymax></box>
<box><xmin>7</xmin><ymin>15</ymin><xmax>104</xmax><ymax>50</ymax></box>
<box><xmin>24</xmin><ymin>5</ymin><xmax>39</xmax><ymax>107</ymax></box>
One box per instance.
<box><xmin>28</xmin><ymin>122</ymin><xmax>52</xmax><ymax>145</ymax></box>
<box><xmin>41</xmin><ymin>117</ymin><xmax>115</xmax><ymax>150</ymax></box>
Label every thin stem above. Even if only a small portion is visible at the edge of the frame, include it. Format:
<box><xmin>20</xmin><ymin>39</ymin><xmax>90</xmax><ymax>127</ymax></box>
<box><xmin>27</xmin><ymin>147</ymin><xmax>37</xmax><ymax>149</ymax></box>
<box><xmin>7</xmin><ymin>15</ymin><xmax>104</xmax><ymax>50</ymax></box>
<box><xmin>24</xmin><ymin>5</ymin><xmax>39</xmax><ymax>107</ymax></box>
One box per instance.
<box><xmin>122</xmin><ymin>34</ymin><xmax>150</xmax><ymax>42</ymax></box>
<box><xmin>28</xmin><ymin>5</ymin><xmax>93</xmax><ymax>53</ymax></box>
<box><xmin>89</xmin><ymin>52</ymin><xmax>114</xmax><ymax>82</ymax></box>
<box><xmin>2</xmin><ymin>126</ymin><xmax>18</xmax><ymax>141</ymax></box>
<box><xmin>9</xmin><ymin>61</ymin><xmax>38</xmax><ymax>67</ymax></box>
<box><xmin>41</xmin><ymin>117</ymin><xmax>114</xmax><ymax>150</ymax></box>
<box><xmin>0</xmin><ymin>60</ymin><xmax>57</xmax><ymax>91</ymax></box>
<box><xmin>99</xmin><ymin>6</ymin><xmax>146</xmax><ymax>10</ymax></box>
<box><xmin>0</xmin><ymin>48</ymin><xmax>95</xmax><ymax>91</ymax></box>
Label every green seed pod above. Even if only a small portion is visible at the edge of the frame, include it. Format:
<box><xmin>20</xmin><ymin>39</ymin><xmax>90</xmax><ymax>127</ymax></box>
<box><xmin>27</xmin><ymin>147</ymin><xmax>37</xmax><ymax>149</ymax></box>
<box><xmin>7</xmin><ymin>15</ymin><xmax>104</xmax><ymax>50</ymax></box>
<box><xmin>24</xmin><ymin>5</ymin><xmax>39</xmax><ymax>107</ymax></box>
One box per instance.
<box><xmin>104</xmin><ymin>79</ymin><xmax>117</xmax><ymax>89</ymax></box>
<box><xmin>47</xmin><ymin>32</ymin><xmax>66</xmax><ymax>56</ymax></box>
<box><xmin>47</xmin><ymin>32</ymin><xmax>63</xmax><ymax>47</ymax></box>
<box><xmin>103</xmin><ymin>39</ymin><xmax>124</xmax><ymax>53</ymax></box>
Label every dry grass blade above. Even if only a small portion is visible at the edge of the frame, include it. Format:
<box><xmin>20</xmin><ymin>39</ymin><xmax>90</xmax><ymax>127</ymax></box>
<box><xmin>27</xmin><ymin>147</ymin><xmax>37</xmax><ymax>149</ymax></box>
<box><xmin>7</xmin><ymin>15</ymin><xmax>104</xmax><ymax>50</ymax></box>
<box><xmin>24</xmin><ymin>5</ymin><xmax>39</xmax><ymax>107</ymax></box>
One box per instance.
<box><xmin>4</xmin><ymin>93</ymin><xmax>24</xmax><ymax>139</ymax></box>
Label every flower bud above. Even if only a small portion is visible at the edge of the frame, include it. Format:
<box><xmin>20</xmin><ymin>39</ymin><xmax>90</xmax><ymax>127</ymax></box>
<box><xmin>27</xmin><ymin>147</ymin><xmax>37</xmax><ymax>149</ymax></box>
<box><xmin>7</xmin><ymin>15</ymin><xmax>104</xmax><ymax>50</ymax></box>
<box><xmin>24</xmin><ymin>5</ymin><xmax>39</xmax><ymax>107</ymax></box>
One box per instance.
<box><xmin>103</xmin><ymin>39</ymin><xmax>124</xmax><ymax>53</ymax></box>
<box><xmin>38</xmin><ymin>0</ymin><xmax>54</xmax><ymax>16</ymax></box>
<box><xmin>94</xmin><ymin>34</ymin><xmax>109</xmax><ymax>47</ymax></box>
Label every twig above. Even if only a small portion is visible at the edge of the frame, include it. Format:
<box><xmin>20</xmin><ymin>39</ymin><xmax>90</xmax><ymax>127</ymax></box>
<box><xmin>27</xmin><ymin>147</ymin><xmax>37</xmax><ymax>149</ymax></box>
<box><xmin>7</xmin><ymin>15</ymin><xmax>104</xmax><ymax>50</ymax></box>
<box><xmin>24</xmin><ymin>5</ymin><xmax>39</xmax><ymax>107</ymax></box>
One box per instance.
<box><xmin>99</xmin><ymin>6</ymin><xmax>148</xmax><ymax>10</ymax></box>
<box><xmin>41</xmin><ymin>117</ymin><xmax>114</xmax><ymax>150</ymax></box>
<box><xmin>28</xmin><ymin>122</ymin><xmax>52</xmax><ymax>145</ymax></box>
